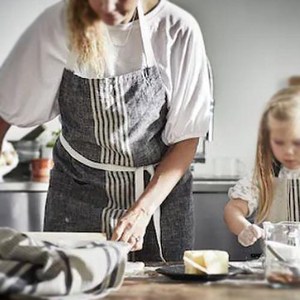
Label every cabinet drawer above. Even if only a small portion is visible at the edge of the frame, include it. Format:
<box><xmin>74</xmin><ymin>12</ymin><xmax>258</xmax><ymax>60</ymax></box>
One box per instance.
<box><xmin>193</xmin><ymin>193</ymin><xmax>262</xmax><ymax>261</ymax></box>
<box><xmin>0</xmin><ymin>192</ymin><xmax>47</xmax><ymax>231</ymax></box>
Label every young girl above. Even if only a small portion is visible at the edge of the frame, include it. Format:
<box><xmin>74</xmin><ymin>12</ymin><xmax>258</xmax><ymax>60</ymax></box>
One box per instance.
<box><xmin>224</xmin><ymin>86</ymin><xmax>300</xmax><ymax>247</ymax></box>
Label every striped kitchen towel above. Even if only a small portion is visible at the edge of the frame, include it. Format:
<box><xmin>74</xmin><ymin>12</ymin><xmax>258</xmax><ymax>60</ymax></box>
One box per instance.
<box><xmin>0</xmin><ymin>227</ymin><xmax>129</xmax><ymax>299</ymax></box>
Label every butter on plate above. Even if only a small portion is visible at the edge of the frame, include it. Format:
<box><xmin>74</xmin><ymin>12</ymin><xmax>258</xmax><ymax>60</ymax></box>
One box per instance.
<box><xmin>184</xmin><ymin>250</ymin><xmax>229</xmax><ymax>275</ymax></box>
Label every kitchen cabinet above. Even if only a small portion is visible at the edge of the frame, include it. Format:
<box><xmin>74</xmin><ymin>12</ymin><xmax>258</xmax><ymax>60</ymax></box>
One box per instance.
<box><xmin>193</xmin><ymin>191</ymin><xmax>262</xmax><ymax>261</ymax></box>
<box><xmin>0</xmin><ymin>182</ymin><xmax>48</xmax><ymax>232</ymax></box>
<box><xmin>0</xmin><ymin>178</ymin><xmax>261</xmax><ymax>260</ymax></box>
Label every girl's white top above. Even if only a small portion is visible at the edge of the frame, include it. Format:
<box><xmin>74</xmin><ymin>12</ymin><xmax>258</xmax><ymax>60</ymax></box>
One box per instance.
<box><xmin>228</xmin><ymin>167</ymin><xmax>300</xmax><ymax>217</ymax></box>
<box><xmin>0</xmin><ymin>0</ymin><xmax>213</xmax><ymax>146</ymax></box>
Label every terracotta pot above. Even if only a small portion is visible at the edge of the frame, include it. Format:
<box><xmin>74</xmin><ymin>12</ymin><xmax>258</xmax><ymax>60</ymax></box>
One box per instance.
<box><xmin>30</xmin><ymin>158</ymin><xmax>54</xmax><ymax>182</ymax></box>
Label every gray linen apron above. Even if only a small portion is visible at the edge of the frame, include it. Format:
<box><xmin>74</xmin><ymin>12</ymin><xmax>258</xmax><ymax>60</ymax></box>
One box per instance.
<box><xmin>44</xmin><ymin>0</ymin><xmax>194</xmax><ymax>262</ymax></box>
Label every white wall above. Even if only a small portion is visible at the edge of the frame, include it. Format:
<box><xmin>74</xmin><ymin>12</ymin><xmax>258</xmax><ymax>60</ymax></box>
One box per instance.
<box><xmin>172</xmin><ymin>0</ymin><xmax>300</xmax><ymax>172</ymax></box>
<box><xmin>0</xmin><ymin>0</ymin><xmax>60</xmax><ymax>140</ymax></box>
<box><xmin>1</xmin><ymin>0</ymin><xmax>300</xmax><ymax>172</ymax></box>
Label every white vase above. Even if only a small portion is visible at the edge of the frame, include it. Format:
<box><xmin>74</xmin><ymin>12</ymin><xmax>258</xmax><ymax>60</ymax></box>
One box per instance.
<box><xmin>40</xmin><ymin>146</ymin><xmax>53</xmax><ymax>159</ymax></box>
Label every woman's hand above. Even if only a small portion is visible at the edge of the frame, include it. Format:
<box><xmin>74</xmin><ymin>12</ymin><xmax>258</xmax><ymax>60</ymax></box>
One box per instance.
<box><xmin>111</xmin><ymin>206</ymin><xmax>152</xmax><ymax>251</ymax></box>
<box><xmin>111</xmin><ymin>138</ymin><xmax>199</xmax><ymax>251</ymax></box>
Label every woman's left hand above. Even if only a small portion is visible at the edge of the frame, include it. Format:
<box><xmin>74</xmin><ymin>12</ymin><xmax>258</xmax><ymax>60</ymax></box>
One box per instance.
<box><xmin>111</xmin><ymin>206</ymin><xmax>152</xmax><ymax>251</ymax></box>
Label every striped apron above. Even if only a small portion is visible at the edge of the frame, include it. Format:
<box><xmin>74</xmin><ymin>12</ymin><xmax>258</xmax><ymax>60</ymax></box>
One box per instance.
<box><xmin>268</xmin><ymin>178</ymin><xmax>300</xmax><ymax>222</ymax></box>
<box><xmin>44</xmin><ymin>0</ymin><xmax>194</xmax><ymax>262</ymax></box>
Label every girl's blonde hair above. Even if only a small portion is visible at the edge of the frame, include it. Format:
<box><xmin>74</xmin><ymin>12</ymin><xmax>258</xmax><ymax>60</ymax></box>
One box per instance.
<box><xmin>67</xmin><ymin>0</ymin><xmax>106</xmax><ymax>76</ymax></box>
<box><xmin>254</xmin><ymin>86</ymin><xmax>300</xmax><ymax>223</ymax></box>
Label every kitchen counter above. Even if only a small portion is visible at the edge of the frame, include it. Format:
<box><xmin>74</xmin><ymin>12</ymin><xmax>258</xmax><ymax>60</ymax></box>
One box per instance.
<box><xmin>0</xmin><ymin>180</ymin><xmax>48</xmax><ymax>192</ymax></box>
<box><xmin>106</xmin><ymin>279</ymin><xmax>297</xmax><ymax>300</ymax></box>
<box><xmin>0</xmin><ymin>177</ymin><xmax>237</xmax><ymax>193</ymax></box>
<box><xmin>106</xmin><ymin>261</ymin><xmax>298</xmax><ymax>300</ymax></box>
<box><xmin>103</xmin><ymin>277</ymin><xmax>299</xmax><ymax>300</ymax></box>
<box><xmin>6</xmin><ymin>283</ymin><xmax>298</xmax><ymax>300</ymax></box>
<box><xmin>6</xmin><ymin>263</ymin><xmax>298</xmax><ymax>300</ymax></box>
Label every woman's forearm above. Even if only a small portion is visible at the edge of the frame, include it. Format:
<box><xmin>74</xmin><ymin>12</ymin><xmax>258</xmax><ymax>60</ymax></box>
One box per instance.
<box><xmin>0</xmin><ymin>117</ymin><xmax>11</xmax><ymax>151</ymax></box>
<box><xmin>135</xmin><ymin>137</ymin><xmax>199</xmax><ymax>215</ymax></box>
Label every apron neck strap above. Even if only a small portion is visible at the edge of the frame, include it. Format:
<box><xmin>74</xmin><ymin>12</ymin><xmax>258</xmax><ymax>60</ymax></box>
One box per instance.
<box><xmin>137</xmin><ymin>0</ymin><xmax>156</xmax><ymax>67</ymax></box>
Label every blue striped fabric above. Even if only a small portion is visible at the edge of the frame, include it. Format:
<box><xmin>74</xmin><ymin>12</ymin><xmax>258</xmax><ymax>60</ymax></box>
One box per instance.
<box><xmin>0</xmin><ymin>228</ymin><xmax>129</xmax><ymax>299</ymax></box>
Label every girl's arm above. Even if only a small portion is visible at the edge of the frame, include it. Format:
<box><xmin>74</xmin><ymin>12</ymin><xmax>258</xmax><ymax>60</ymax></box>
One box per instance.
<box><xmin>224</xmin><ymin>198</ymin><xmax>264</xmax><ymax>247</ymax></box>
<box><xmin>111</xmin><ymin>137</ymin><xmax>199</xmax><ymax>249</ymax></box>
<box><xmin>224</xmin><ymin>198</ymin><xmax>251</xmax><ymax>235</ymax></box>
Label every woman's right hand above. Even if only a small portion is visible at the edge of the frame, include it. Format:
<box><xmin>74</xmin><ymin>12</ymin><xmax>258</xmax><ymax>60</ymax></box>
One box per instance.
<box><xmin>111</xmin><ymin>206</ymin><xmax>152</xmax><ymax>251</ymax></box>
<box><xmin>238</xmin><ymin>224</ymin><xmax>265</xmax><ymax>247</ymax></box>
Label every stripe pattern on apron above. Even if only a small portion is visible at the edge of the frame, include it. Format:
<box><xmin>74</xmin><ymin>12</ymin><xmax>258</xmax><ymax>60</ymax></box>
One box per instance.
<box><xmin>268</xmin><ymin>178</ymin><xmax>300</xmax><ymax>222</ymax></box>
<box><xmin>88</xmin><ymin>75</ymin><xmax>137</xmax><ymax>238</ymax></box>
<box><xmin>88</xmin><ymin>77</ymin><xmax>134</xmax><ymax>166</ymax></box>
<box><xmin>104</xmin><ymin>171</ymin><xmax>135</xmax><ymax>238</ymax></box>
<box><xmin>287</xmin><ymin>179</ymin><xmax>300</xmax><ymax>222</ymax></box>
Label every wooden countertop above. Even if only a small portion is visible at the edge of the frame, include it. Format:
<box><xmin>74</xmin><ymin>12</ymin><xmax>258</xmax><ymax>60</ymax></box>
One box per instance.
<box><xmin>5</xmin><ymin>263</ymin><xmax>300</xmax><ymax>300</ymax></box>
<box><xmin>105</xmin><ymin>261</ymin><xmax>300</xmax><ymax>300</ymax></box>
<box><xmin>5</xmin><ymin>279</ymin><xmax>300</xmax><ymax>300</ymax></box>
<box><xmin>5</xmin><ymin>278</ymin><xmax>300</xmax><ymax>300</ymax></box>
<box><xmin>105</xmin><ymin>276</ymin><xmax>299</xmax><ymax>300</ymax></box>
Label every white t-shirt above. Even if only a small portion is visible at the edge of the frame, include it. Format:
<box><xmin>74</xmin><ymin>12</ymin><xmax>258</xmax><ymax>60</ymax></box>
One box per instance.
<box><xmin>0</xmin><ymin>0</ymin><xmax>213</xmax><ymax>145</ymax></box>
<box><xmin>228</xmin><ymin>167</ymin><xmax>300</xmax><ymax>217</ymax></box>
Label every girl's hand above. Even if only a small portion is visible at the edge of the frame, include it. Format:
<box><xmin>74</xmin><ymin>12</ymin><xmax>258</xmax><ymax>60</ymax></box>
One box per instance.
<box><xmin>111</xmin><ymin>206</ymin><xmax>152</xmax><ymax>251</ymax></box>
<box><xmin>238</xmin><ymin>224</ymin><xmax>265</xmax><ymax>247</ymax></box>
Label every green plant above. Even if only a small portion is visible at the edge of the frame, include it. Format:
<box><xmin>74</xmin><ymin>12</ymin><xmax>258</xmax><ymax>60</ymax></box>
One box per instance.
<box><xmin>46</xmin><ymin>130</ymin><xmax>61</xmax><ymax>148</ymax></box>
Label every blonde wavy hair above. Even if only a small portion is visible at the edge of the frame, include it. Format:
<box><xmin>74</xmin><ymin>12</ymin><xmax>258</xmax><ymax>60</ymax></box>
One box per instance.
<box><xmin>254</xmin><ymin>86</ymin><xmax>300</xmax><ymax>223</ymax></box>
<box><xmin>67</xmin><ymin>0</ymin><xmax>106</xmax><ymax>76</ymax></box>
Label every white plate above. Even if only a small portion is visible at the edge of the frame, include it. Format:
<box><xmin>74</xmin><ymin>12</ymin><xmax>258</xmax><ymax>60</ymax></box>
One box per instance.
<box><xmin>156</xmin><ymin>265</ymin><xmax>228</xmax><ymax>281</ymax></box>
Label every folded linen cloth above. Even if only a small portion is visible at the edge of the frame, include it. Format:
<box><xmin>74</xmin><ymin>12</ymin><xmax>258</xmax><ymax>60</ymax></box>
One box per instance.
<box><xmin>0</xmin><ymin>228</ymin><xmax>129</xmax><ymax>299</ymax></box>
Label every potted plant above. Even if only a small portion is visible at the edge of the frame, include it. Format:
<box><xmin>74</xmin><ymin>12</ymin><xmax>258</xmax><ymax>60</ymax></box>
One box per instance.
<box><xmin>40</xmin><ymin>129</ymin><xmax>61</xmax><ymax>159</ymax></box>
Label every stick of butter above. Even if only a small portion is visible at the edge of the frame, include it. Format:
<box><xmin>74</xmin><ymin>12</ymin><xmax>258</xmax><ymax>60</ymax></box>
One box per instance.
<box><xmin>184</xmin><ymin>250</ymin><xmax>229</xmax><ymax>275</ymax></box>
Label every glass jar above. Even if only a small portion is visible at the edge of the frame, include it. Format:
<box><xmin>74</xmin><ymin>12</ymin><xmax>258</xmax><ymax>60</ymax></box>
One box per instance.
<box><xmin>263</xmin><ymin>221</ymin><xmax>300</xmax><ymax>287</ymax></box>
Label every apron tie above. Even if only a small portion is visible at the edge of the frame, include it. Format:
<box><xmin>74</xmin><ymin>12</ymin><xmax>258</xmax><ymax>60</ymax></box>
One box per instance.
<box><xmin>59</xmin><ymin>134</ymin><xmax>166</xmax><ymax>262</ymax></box>
<box><xmin>135</xmin><ymin>166</ymin><xmax>166</xmax><ymax>263</ymax></box>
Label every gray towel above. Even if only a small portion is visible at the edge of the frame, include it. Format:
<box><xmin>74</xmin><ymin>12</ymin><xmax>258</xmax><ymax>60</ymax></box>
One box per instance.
<box><xmin>0</xmin><ymin>228</ymin><xmax>129</xmax><ymax>299</ymax></box>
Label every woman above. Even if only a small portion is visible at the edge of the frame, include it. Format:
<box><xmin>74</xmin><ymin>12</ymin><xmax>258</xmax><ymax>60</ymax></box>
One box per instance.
<box><xmin>0</xmin><ymin>0</ymin><xmax>213</xmax><ymax>261</ymax></box>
